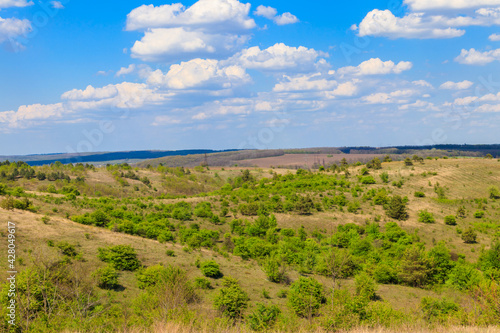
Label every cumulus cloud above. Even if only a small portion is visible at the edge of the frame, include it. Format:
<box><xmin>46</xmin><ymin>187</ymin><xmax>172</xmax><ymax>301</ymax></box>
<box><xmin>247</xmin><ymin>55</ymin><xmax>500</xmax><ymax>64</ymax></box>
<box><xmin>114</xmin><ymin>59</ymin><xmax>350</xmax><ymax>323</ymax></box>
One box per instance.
<box><xmin>62</xmin><ymin>82</ymin><xmax>167</xmax><ymax>109</ymax></box>
<box><xmin>439</xmin><ymin>80</ymin><xmax>474</xmax><ymax>89</ymax></box>
<box><xmin>146</xmin><ymin>58</ymin><xmax>250</xmax><ymax>89</ymax></box>
<box><xmin>130</xmin><ymin>27</ymin><xmax>248</xmax><ymax>61</ymax></box>
<box><xmin>0</xmin><ymin>0</ymin><xmax>32</xmax><ymax>9</ymax></box>
<box><xmin>489</xmin><ymin>33</ymin><xmax>500</xmax><ymax>41</ymax></box>
<box><xmin>273</xmin><ymin>74</ymin><xmax>336</xmax><ymax>92</ymax></box>
<box><xmin>254</xmin><ymin>5</ymin><xmax>299</xmax><ymax>25</ymax></box>
<box><xmin>413</xmin><ymin>80</ymin><xmax>433</xmax><ymax>88</ymax></box>
<box><xmin>357</xmin><ymin>10</ymin><xmax>465</xmax><ymax>39</ymax></box>
<box><xmin>362</xmin><ymin>89</ymin><xmax>416</xmax><ymax>104</ymax></box>
<box><xmin>50</xmin><ymin>1</ymin><xmax>64</xmax><ymax>9</ymax></box>
<box><xmin>126</xmin><ymin>0</ymin><xmax>255</xmax><ymax>32</ymax></box>
<box><xmin>229</xmin><ymin>43</ymin><xmax>323</xmax><ymax>72</ymax></box>
<box><xmin>337</xmin><ymin>58</ymin><xmax>412</xmax><ymax>76</ymax></box>
<box><xmin>0</xmin><ymin>17</ymin><xmax>31</xmax><ymax>43</ymax></box>
<box><xmin>0</xmin><ymin>103</ymin><xmax>64</xmax><ymax>129</ymax></box>
<box><xmin>116</xmin><ymin>64</ymin><xmax>136</xmax><ymax>77</ymax></box>
<box><xmin>404</xmin><ymin>0</ymin><xmax>500</xmax><ymax>11</ymax></box>
<box><xmin>399</xmin><ymin>100</ymin><xmax>439</xmax><ymax>111</ymax></box>
<box><xmin>455</xmin><ymin>48</ymin><xmax>500</xmax><ymax>65</ymax></box>
<box><xmin>253</xmin><ymin>5</ymin><xmax>276</xmax><ymax>19</ymax></box>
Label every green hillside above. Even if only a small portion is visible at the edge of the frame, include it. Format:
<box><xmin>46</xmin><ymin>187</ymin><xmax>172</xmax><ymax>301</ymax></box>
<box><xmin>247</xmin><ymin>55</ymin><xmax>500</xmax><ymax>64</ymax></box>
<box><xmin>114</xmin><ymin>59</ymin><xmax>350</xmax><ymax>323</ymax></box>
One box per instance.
<box><xmin>0</xmin><ymin>157</ymin><xmax>499</xmax><ymax>332</ymax></box>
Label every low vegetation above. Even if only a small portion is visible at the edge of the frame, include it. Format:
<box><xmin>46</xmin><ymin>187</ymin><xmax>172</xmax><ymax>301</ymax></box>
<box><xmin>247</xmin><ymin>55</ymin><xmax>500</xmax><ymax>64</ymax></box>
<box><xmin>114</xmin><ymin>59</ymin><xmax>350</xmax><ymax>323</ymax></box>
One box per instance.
<box><xmin>0</xmin><ymin>156</ymin><xmax>499</xmax><ymax>332</ymax></box>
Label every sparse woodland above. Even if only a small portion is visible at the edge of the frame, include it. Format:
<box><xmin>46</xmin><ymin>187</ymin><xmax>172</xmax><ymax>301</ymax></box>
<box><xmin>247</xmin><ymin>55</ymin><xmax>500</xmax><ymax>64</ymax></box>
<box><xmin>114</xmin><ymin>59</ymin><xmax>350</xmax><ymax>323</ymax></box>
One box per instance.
<box><xmin>0</xmin><ymin>156</ymin><xmax>499</xmax><ymax>332</ymax></box>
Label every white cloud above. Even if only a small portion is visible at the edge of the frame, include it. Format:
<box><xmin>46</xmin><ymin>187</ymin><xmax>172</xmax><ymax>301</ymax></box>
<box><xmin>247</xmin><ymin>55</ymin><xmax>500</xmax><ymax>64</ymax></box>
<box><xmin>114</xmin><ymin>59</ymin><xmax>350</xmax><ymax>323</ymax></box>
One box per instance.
<box><xmin>254</xmin><ymin>5</ymin><xmax>299</xmax><ymax>25</ymax></box>
<box><xmin>404</xmin><ymin>0</ymin><xmax>500</xmax><ymax>11</ymax></box>
<box><xmin>146</xmin><ymin>58</ymin><xmax>250</xmax><ymax>89</ymax></box>
<box><xmin>116</xmin><ymin>64</ymin><xmax>136</xmax><ymax>77</ymax></box>
<box><xmin>62</xmin><ymin>82</ymin><xmax>167</xmax><ymax>109</ymax></box>
<box><xmin>455</xmin><ymin>48</ymin><xmax>500</xmax><ymax>65</ymax></box>
<box><xmin>273</xmin><ymin>74</ymin><xmax>336</xmax><ymax>92</ymax></box>
<box><xmin>453</xmin><ymin>96</ymin><xmax>478</xmax><ymax>105</ymax></box>
<box><xmin>337</xmin><ymin>58</ymin><xmax>412</xmax><ymax>76</ymax></box>
<box><xmin>399</xmin><ymin>100</ymin><xmax>439</xmax><ymax>111</ymax></box>
<box><xmin>413</xmin><ymin>80</ymin><xmax>433</xmax><ymax>88</ymax></box>
<box><xmin>0</xmin><ymin>17</ymin><xmax>31</xmax><ymax>43</ymax></box>
<box><xmin>476</xmin><ymin>104</ymin><xmax>500</xmax><ymax>112</ymax></box>
<box><xmin>357</xmin><ymin>10</ymin><xmax>465</xmax><ymax>39</ymax></box>
<box><xmin>130</xmin><ymin>27</ymin><xmax>248</xmax><ymax>61</ymax></box>
<box><xmin>274</xmin><ymin>12</ymin><xmax>299</xmax><ymax>25</ymax></box>
<box><xmin>0</xmin><ymin>0</ymin><xmax>32</xmax><ymax>9</ymax></box>
<box><xmin>363</xmin><ymin>89</ymin><xmax>415</xmax><ymax>104</ymax></box>
<box><xmin>490</xmin><ymin>33</ymin><xmax>500</xmax><ymax>41</ymax></box>
<box><xmin>328</xmin><ymin>81</ymin><xmax>359</xmax><ymax>97</ymax></box>
<box><xmin>50</xmin><ymin>1</ymin><xmax>64</xmax><ymax>9</ymax></box>
<box><xmin>254</xmin><ymin>5</ymin><xmax>276</xmax><ymax>19</ymax></box>
<box><xmin>126</xmin><ymin>0</ymin><xmax>255</xmax><ymax>32</ymax></box>
<box><xmin>439</xmin><ymin>80</ymin><xmax>474</xmax><ymax>90</ymax></box>
<box><xmin>0</xmin><ymin>103</ymin><xmax>64</xmax><ymax>128</ymax></box>
<box><xmin>229</xmin><ymin>43</ymin><xmax>323</xmax><ymax>72</ymax></box>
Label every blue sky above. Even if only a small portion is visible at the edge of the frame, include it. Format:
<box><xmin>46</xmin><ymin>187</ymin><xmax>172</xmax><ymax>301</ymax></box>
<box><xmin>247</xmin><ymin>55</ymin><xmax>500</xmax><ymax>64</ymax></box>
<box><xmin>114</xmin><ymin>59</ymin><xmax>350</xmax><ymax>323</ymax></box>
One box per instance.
<box><xmin>1</xmin><ymin>0</ymin><xmax>500</xmax><ymax>155</ymax></box>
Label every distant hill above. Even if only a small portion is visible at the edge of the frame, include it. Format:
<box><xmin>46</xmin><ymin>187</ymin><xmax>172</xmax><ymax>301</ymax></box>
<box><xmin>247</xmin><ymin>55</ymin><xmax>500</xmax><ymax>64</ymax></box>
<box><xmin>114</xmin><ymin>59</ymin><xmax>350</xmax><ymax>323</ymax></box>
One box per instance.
<box><xmin>0</xmin><ymin>149</ymin><xmax>239</xmax><ymax>166</ymax></box>
<box><xmin>2</xmin><ymin>144</ymin><xmax>499</xmax><ymax>167</ymax></box>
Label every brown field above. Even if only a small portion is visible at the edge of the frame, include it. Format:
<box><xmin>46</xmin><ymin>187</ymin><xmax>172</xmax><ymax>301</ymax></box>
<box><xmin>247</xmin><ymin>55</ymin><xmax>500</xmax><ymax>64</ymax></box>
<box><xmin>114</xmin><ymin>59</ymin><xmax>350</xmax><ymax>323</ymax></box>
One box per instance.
<box><xmin>238</xmin><ymin>154</ymin><xmax>382</xmax><ymax>168</ymax></box>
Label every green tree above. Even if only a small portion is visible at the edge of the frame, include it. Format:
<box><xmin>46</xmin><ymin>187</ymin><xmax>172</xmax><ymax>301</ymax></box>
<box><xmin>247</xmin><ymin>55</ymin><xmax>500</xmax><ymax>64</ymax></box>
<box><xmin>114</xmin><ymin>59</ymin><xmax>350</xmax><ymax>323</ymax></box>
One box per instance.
<box><xmin>488</xmin><ymin>186</ymin><xmax>500</xmax><ymax>199</ymax></box>
<box><xmin>200</xmin><ymin>260</ymin><xmax>222</xmax><ymax>278</ymax></box>
<box><xmin>92</xmin><ymin>265</ymin><xmax>119</xmax><ymax>289</ymax></box>
<box><xmin>355</xmin><ymin>272</ymin><xmax>377</xmax><ymax>300</ymax></box>
<box><xmin>248</xmin><ymin>303</ymin><xmax>281</xmax><ymax>331</ymax></box>
<box><xmin>398</xmin><ymin>246</ymin><xmax>431</xmax><ymax>287</ymax></box>
<box><xmin>462</xmin><ymin>227</ymin><xmax>477</xmax><ymax>244</ymax></box>
<box><xmin>386</xmin><ymin>196</ymin><xmax>409</xmax><ymax>220</ymax></box>
<box><xmin>444</xmin><ymin>215</ymin><xmax>457</xmax><ymax>226</ymax></box>
<box><xmin>214</xmin><ymin>277</ymin><xmax>249</xmax><ymax>319</ymax></box>
<box><xmin>380</xmin><ymin>172</ymin><xmax>389</xmax><ymax>183</ymax></box>
<box><xmin>418</xmin><ymin>210</ymin><xmax>435</xmax><ymax>224</ymax></box>
<box><xmin>288</xmin><ymin>277</ymin><xmax>326</xmax><ymax>318</ymax></box>
<box><xmin>97</xmin><ymin>245</ymin><xmax>141</xmax><ymax>271</ymax></box>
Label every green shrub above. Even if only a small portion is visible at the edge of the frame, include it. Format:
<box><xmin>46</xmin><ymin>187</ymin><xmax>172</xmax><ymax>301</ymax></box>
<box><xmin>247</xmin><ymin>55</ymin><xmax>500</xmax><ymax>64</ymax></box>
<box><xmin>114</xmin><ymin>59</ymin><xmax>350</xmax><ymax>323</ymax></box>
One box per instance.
<box><xmin>474</xmin><ymin>210</ymin><xmax>485</xmax><ymax>219</ymax></box>
<box><xmin>214</xmin><ymin>277</ymin><xmax>249</xmax><ymax>319</ymax></box>
<box><xmin>420</xmin><ymin>297</ymin><xmax>459</xmax><ymax>322</ymax></box>
<box><xmin>93</xmin><ymin>265</ymin><xmax>119</xmax><ymax>289</ymax></box>
<box><xmin>360</xmin><ymin>176</ymin><xmax>376</xmax><ymax>184</ymax></box>
<box><xmin>98</xmin><ymin>245</ymin><xmax>141</xmax><ymax>271</ymax></box>
<box><xmin>380</xmin><ymin>172</ymin><xmax>389</xmax><ymax>183</ymax></box>
<box><xmin>462</xmin><ymin>227</ymin><xmax>477</xmax><ymax>244</ymax></box>
<box><xmin>288</xmin><ymin>277</ymin><xmax>326</xmax><ymax>318</ymax></box>
<box><xmin>355</xmin><ymin>272</ymin><xmax>377</xmax><ymax>300</ymax></box>
<box><xmin>418</xmin><ymin>210</ymin><xmax>435</xmax><ymax>224</ymax></box>
<box><xmin>385</xmin><ymin>196</ymin><xmax>408</xmax><ymax>220</ymax></box>
<box><xmin>248</xmin><ymin>303</ymin><xmax>281</xmax><ymax>331</ymax></box>
<box><xmin>478</xmin><ymin>241</ymin><xmax>500</xmax><ymax>271</ymax></box>
<box><xmin>166</xmin><ymin>249</ymin><xmax>175</xmax><ymax>257</ymax></box>
<box><xmin>200</xmin><ymin>260</ymin><xmax>222</xmax><ymax>278</ymax></box>
<box><xmin>444</xmin><ymin>215</ymin><xmax>457</xmax><ymax>225</ymax></box>
<box><xmin>56</xmin><ymin>241</ymin><xmax>78</xmax><ymax>257</ymax></box>
<box><xmin>414</xmin><ymin>191</ymin><xmax>425</xmax><ymax>198</ymax></box>
<box><xmin>263</xmin><ymin>255</ymin><xmax>287</xmax><ymax>283</ymax></box>
<box><xmin>194</xmin><ymin>277</ymin><xmax>212</xmax><ymax>290</ymax></box>
<box><xmin>488</xmin><ymin>185</ymin><xmax>500</xmax><ymax>199</ymax></box>
<box><xmin>446</xmin><ymin>262</ymin><xmax>482</xmax><ymax>290</ymax></box>
<box><xmin>373</xmin><ymin>262</ymin><xmax>398</xmax><ymax>284</ymax></box>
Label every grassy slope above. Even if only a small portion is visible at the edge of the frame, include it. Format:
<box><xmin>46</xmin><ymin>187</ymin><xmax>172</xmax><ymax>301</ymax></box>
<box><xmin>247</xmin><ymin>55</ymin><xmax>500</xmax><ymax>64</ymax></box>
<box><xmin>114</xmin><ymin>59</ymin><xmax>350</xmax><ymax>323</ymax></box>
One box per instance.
<box><xmin>0</xmin><ymin>157</ymin><xmax>499</xmax><ymax>331</ymax></box>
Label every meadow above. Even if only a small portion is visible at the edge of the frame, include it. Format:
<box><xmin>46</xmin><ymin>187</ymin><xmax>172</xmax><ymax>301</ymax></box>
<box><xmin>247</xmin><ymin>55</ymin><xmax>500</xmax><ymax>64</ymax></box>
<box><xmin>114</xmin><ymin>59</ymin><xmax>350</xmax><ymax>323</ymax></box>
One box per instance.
<box><xmin>0</xmin><ymin>155</ymin><xmax>499</xmax><ymax>332</ymax></box>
